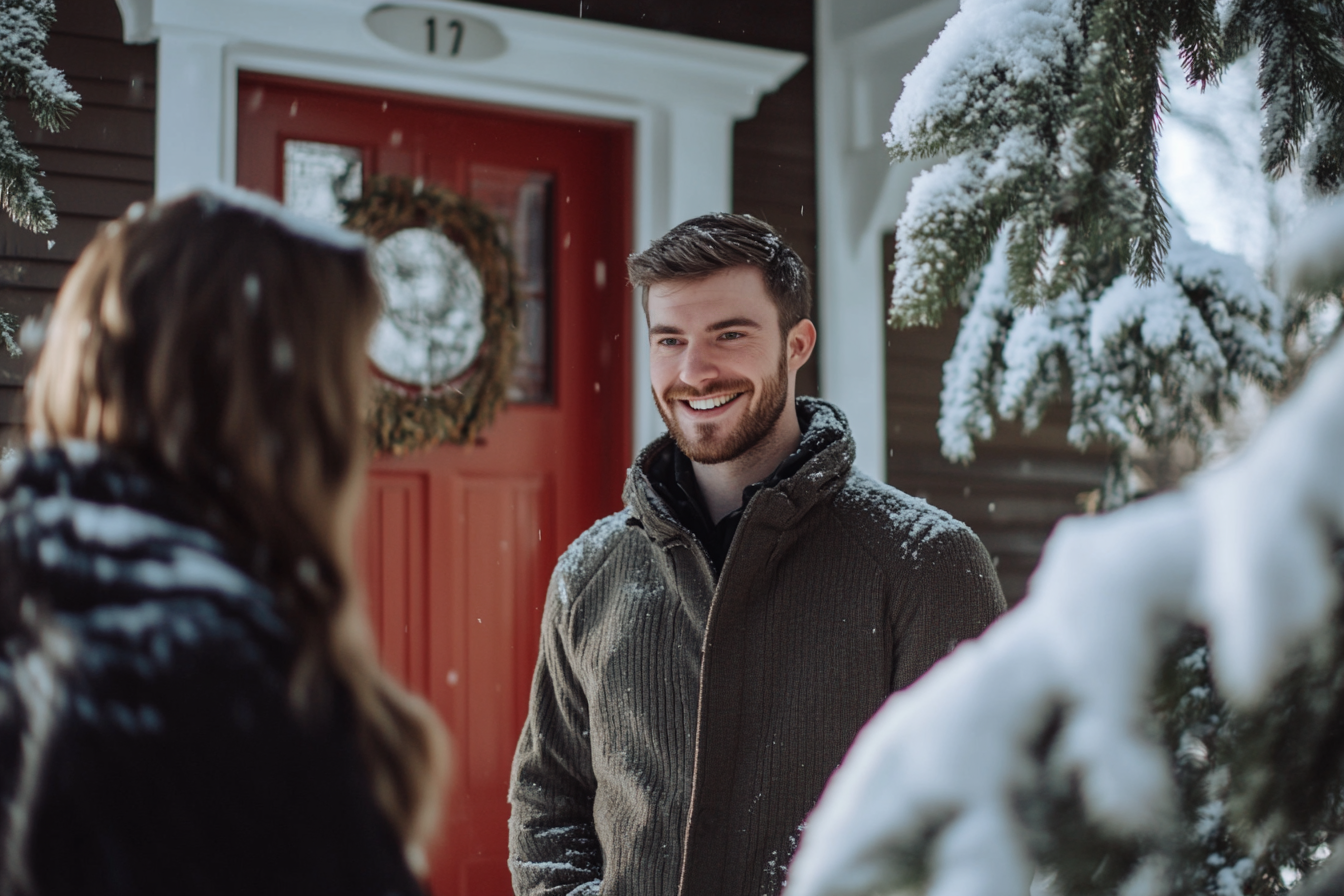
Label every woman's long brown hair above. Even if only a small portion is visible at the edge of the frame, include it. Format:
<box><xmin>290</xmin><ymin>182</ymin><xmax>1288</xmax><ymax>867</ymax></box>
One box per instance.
<box><xmin>26</xmin><ymin>191</ymin><xmax>448</xmax><ymax>864</ymax></box>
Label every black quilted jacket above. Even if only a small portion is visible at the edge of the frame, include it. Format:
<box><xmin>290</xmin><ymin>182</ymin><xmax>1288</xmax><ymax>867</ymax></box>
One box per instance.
<box><xmin>0</xmin><ymin>445</ymin><xmax>421</xmax><ymax>896</ymax></box>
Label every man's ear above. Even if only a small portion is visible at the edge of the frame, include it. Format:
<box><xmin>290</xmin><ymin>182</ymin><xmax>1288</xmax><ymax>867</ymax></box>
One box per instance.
<box><xmin>786</xmin><ymin>319</ymin><xmax>817</xmax><ymax>372</ymax></box>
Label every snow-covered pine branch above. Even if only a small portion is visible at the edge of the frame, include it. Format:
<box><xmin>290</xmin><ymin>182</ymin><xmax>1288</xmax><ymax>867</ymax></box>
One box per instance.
<box><xmin>939</xmin><ymin>224</ymin><xmax>1284</xmax><ymax>505</ymax></box>
<box><xmin>0</xmin><ymin>312</ymin><xmax>20</xmax><ymax>358</ymax></box>
<box><xmin>886</xmin><ymin>0</ymin><xmax>1344</xmax><ymax>326</ymax></box>
<box><xmin>785</xmin><ymin>203</ymin><xmax>1344</xmax><ymax>896</ymax></box>
<box><xmin>0</xmin><ymin>0</ymin><xmax>81</xmax><ymax>233</ymax></box>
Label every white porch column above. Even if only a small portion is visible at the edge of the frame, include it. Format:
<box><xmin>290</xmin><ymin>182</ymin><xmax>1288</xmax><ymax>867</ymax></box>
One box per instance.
<box><xmin>155</xmin><ymin>30</ymin><xmax>229</xmax><ymax>196</ymax></box>
<box><xmin>814</xmin><ymin>0</ymin><xmax>959</xmax><ymax>480</ymax></box>
<box><xmin>817</xmin><ymin>214</ymin><xmax>887</xmax><ymax>479</ymax></box>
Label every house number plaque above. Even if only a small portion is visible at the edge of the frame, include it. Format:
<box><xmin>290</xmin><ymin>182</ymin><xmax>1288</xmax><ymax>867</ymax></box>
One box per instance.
<box><xmin>365</xmin><ymin>6</ymin><xmax>507</xmax><ymax>62</ymax></box>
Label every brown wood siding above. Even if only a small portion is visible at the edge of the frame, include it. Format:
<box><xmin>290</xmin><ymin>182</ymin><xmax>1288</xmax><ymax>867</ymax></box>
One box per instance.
<box><xmin>882</xmin><ymin>233</ymin><xmax>1108</xmax><ymax>603</ymax></box>
<box><xmin>479</xmin><ymin>0</ymin><xmax>819</xmax><ymax>396</ymax></box>
<box><xmin>0</xmin><ymin>0</ymin><xmax>155</xmax><ymax>447</ymax></box>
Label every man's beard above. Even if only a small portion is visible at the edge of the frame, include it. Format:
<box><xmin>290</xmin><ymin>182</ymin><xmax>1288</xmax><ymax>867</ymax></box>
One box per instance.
<box><xmin>655</xmin><ymin>350</ymin><xmax>790</xmax><ymax>465</ymax></box>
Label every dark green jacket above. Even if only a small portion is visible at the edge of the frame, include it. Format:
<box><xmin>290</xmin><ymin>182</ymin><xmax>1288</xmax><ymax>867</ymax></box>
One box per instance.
<box><xmin>508</xmin><ymin>399</ymin><xmax>1004</xmax><ymax>896</ymax></box>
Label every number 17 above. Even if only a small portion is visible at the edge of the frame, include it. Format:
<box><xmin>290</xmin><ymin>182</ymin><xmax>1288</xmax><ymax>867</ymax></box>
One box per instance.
<box><xmin>425</xmin><ymin>17</ymin><xmax>465</xmax><ymax>56</ymax></box>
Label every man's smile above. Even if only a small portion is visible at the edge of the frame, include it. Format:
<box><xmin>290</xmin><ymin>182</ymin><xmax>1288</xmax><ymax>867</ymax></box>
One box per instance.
<box><xmin>685</xmin><ymin>392</ymin><xmax>743</xmax><ymax>412</ymax></box>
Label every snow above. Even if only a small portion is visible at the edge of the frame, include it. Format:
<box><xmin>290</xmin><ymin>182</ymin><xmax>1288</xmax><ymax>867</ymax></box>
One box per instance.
<box><xmin>0</xmin><ymin>112</ymin><xmax>56</xmax><ymax>232</ymax></box>
<box><xmin>937</xmin><ymin>223</ymin><xmax>1283</xmax><ymax>472</ymax></box>
<box><xmin>368</xmin><ymin>227</ymin><xmax>486</xmax><ymax>388</ymax></box>
<box><xmin>887</xmin><ymin>0</ymin><xmax>1078</xmax><ymax>152</ymax></box>
<box><xmin>552</xmin><ymin>512</ymin><xmax>630</xmax><ymax>607</ymax></box>
<box><xmin>1278</xmin><ymin>199</ymin><xmax>1344</xmax><ymax>295</ymax></box>
<box><xmin>838</xmin><ymin>472</ymin><xmax>959</xmax><ymax>560</ymax></box>
<box><xmin>23</xmin><ymin>491</ymin><xmax>269</xmax><ymax>605</ymax></box>
<box><xmin>0</xmin><ymin>0</ymin><xmax>81</xmax><ymax>234</ymax></box>
<box><xmin>0</xmin><ymin>312</ymin><xmax>21</xmax><ymax>358</ymax></box>
<box><xmin>0</xmin><ymin>1</ymin><xmax>81</xmax><ymax>111</ymax></box>
<box><xmin>1158</xmin><ymin>50</ymin><xmax>1307</xmax><ymax>277</ymax></box>
<box><xmin>1192</xmin><ymin>333</ymin><xmax>1344</xmax><ymax>703</ymax></box>
<box><xmin>785</xmin><ymin>224</ymin><xmax>1344</xmax><ymax>894</ymax></box>
<box><xmin>888</xmin><ymin>0</ymin><xmax>1305</xmax><ymax>484</ymax></box>
<box><xmin>30</xmin><ymin>495</ymin><xmax>218</xmax><ymax>553</ymax></box>
<box><xmin>889</xmin><ymin>128</ymin><xmax>1051</xmax><ymax>323</ymax></box>
<box><xmin>182</xmin><ymin>185</ymin><xmax>368</xmax><ymax>254</ymax></box>
<box><xmin>938</xmin><ymin>246</ymin><xmax>1012</xmax><ymax>459</ymax></box>
<box><xmin>282</xmin><ymin>140</ymin><xmax>362</xmax><ymax>226</ymax></box>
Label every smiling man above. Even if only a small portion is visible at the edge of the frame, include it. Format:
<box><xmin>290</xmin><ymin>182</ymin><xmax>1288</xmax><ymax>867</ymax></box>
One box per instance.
<box><xmin>508</xmin><ymin>214</ymin><xmax>1005</xmax><ymax>896</ymax></box>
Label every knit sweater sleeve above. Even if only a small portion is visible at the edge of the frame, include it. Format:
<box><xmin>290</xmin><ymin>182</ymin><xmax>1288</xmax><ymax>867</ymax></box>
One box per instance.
<box><xmin>891</xmin><ymin>524</ymin><xmax>1006</xmax><ymax>691</ymax></box>
<box><xmin>508</xmin><ymin>564</ymin><xmax>603</xmax><ymax>896</ymax></box>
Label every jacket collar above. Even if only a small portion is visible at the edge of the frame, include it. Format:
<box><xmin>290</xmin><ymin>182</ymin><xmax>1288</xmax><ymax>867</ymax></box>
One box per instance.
<box><xmin>623</xmin><ymin>397</ymin><xmax>856</xmax><ymax>547</ymax></box>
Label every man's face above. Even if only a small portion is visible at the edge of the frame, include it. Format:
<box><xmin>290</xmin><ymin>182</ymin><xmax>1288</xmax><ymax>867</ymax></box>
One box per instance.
<box><xmin>647</xmin><ymin>266</ymin><xmax>798</xmax><ymax>464</ymax></box>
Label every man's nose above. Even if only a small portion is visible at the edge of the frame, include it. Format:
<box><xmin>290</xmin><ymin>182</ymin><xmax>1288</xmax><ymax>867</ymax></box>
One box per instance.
<box><xmin>679</xmin><ymin>339</ymin><xmax>719</xmax><ymax>388</ymax></box>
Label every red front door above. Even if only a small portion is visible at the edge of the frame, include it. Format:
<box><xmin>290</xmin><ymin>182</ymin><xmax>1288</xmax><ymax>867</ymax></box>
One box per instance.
<box><xmin>237</xmin><ymin>74</ymin><xmax>632</xmax><ymax>896</ymax></box>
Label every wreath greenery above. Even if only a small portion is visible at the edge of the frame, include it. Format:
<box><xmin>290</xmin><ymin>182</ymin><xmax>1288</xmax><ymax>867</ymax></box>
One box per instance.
<box><xmin>343</xmin><ymin>175</ymin><xmax>518</xmax><ymax>455</ymax></box>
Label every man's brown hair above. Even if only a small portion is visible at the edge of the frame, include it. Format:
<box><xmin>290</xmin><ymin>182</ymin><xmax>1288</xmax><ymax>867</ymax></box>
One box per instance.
<box><xmin>627</xmin><ymin>213</ymin><xmax>812</xmax><ymax>332</ymax></box>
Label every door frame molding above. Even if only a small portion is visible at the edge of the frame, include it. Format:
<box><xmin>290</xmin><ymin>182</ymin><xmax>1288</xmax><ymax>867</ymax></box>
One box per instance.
<box><xmin>116</xmin><ymin>0</ymin><xmax>805</xmax><ymax>453</ymax></box>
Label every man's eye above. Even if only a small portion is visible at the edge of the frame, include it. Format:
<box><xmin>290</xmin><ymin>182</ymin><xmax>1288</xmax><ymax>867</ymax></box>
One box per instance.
<box><xmin>720</xmin><ymin>332</ymin><xmax>744</xmax><ymax>340</ymax></box>
<box><xmin>657</xmin><ymin>337</ymin><xmax>682</xmax><ymax>346</ymax></box>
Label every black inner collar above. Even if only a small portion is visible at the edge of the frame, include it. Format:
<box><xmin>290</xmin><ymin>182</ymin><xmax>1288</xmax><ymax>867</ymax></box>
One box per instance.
<box><xmin>650</xmin><ymin>428</ymin><xmax>820</xmax><ymax>577</ymax></box>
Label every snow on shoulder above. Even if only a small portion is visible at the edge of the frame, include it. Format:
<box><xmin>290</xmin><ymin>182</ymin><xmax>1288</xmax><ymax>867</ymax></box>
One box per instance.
<box><xmin>170</xmin><ymin>185</ymin><xmax>368</xmax><ymax>254</ymax></box>
<box><xmin>551</xmin><ymin>511</ymin><xmax>631</xmax><ymax>608</ymax></box>
<box><xmin>785</xmin><ymin>317</ymin><xmax>1344</xmax><ymax>894</ymax></box>
<box><xmin>835</xmin><ymin>473</ymin><xmax>959</xmax><ymax>564</ymax></box>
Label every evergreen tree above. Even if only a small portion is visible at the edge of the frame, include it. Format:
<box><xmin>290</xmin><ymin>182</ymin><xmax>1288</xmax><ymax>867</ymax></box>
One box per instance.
<box><xmin>887</xmin><ymin>0</ymin><xmax>1344</xmax><ymax>499</ymax></box>
<box><xmin>785</xmin><ymin>313</ymin><xmax>1344</xmax><ymax>896</ymax></box>
<box><xmin>1023</xmin><ymin>595</ymin><xmax>1344</xmax><ymax>896</ymax></box>
<box><xmin>0</xmin><ymin>0</ymin><xmax>80</xmax><ymax>233</ymax></box>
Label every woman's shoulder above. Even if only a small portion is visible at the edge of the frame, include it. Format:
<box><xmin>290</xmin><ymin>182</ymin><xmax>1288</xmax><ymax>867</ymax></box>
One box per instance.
<box><xmin>0</xmin><ymin>443</ymin><xmax>301</xmax><ymax>757</ymax></box>
<box><xmin>0</xmin><ymin>444</ymin><xmax>294</xmax><ymax>707</ymax></box>
<box><xmin>0</xmin><ymin>554</ymin><xmax>413</xmax><ymax>896</ymax></box>
<box><xmin>6</xmin><ymin>600</ymin><xmax>418</xmax><ymax>896</ymax></box>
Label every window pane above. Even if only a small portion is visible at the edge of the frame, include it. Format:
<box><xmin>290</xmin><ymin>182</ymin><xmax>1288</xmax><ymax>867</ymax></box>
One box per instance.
<box><xmin>470</xmin><ymin>165</ymin><xmax>554</xmax><ymax>404</ymax></box>
<box><xmin>283</xmin><ymin>140</ymin><xmax>363</xmax><ymax>224</ymax></box>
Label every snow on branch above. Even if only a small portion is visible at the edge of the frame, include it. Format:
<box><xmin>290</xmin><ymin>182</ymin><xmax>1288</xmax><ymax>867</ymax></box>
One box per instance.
<box><xmin>884</xmin><ymin>0</ymin><xmax>1344</xmax><ymax>326</ymax></box>
<box><xmin>786</xmin><ymin>207</ymin><xmax>1344</xmax><ymax>896</ymax></box>
<box><xmin>938</xmin><ymin>224</ymin><xmax>1284</xmax><ymax>504</ymax></box>
<box><xmin>0</xmin><ymin>0</ymin><xmax>81</xmax><ymax>233</ymax></box>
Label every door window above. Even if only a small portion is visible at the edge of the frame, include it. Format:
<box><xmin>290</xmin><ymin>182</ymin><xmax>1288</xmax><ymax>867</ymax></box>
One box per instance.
<box><xmin>282</xmin><ymin>140</ymin><xmax>363</xmax><ymax>224</ymax></box>
<box><xmin>470</xmin><ymin>165</ymin><xmax>553</xmax><ymax>404</ymax></box>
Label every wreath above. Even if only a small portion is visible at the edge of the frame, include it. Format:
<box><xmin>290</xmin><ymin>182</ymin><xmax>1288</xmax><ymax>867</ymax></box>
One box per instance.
<box><xmin>343</xmin><ymin>175</ymin><xmax>518</xmax><ymax>455</ymax></box>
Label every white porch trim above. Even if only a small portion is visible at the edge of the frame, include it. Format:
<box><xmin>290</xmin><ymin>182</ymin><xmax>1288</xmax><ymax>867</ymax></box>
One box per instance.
<box><xmin>815</xmin><ymin>0</ymin><xmax>957</xmax><ymax>479</ymax></box>
<box><xmin>117</xmin><ymin>0</ymin><xmax>805</xmax><ymax>455</ymax></box>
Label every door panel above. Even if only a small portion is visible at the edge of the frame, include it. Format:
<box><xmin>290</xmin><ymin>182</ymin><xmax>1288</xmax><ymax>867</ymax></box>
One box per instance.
<box><xmin>361</xmin><ymin>472</ymin><xmax>431</xmax><ymax>691</ymax></box>
<box><xmin>238</xmin><ymin>73</ymin><xmax>632</xmax><ymax>896</ymax></box>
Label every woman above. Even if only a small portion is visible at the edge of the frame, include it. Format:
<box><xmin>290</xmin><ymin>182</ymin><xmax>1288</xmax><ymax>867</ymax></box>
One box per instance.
<box><xmin>0</xmin><ymin>190</ymin><xmax>448</xmax><ymax>895</ymax></box>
